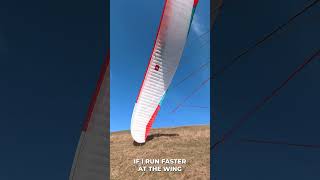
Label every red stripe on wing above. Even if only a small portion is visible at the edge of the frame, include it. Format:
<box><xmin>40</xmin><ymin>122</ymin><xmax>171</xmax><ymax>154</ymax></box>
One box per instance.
<box><xmin>145</xmin><ymin>105</ymin><xmax>161</xmax><ymax>140</ymax></box>
<box><xmin>82</xmin><ymin>51</ymin><xmax>110</xmax><ymax>131</ymax></box>
<box><xmin>136</xmin><ymin>0</ymin><xmax>169</xmax><ymax>102</ymax></box>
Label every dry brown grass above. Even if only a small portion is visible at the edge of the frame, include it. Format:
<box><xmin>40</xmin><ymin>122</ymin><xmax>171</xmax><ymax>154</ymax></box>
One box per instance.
<box><xmin>110</xmin><ymin>125</ymin><xmax>210</xmax><ymax>180</ymax></box>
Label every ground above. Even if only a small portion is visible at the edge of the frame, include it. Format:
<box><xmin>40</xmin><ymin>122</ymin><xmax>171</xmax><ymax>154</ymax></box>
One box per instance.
<box><xmin>110</xmin><ymin>125</ymin><xmax>210</xmax><ymax>180</ymax></box>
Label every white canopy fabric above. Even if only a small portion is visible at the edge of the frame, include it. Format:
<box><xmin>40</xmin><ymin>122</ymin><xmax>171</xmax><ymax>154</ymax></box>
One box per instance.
<box><xmin>131</xmin><ymin>0</ymin><xmax>198</xmax><ymax>143</ymax></box>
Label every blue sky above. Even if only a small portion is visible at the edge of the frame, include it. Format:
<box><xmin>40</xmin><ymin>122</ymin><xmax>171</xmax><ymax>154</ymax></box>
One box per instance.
<box><xmin>110</xmin><ymin>0</ymin><xmax>210</xmax><ymax>132</ymax></box>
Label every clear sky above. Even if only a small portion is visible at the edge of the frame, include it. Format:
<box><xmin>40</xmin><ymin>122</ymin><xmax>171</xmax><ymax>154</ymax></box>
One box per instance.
<box><xmin>110</xmin><ymin>0</ymin><xmax>211</xmax><ymax>132</ymax></box>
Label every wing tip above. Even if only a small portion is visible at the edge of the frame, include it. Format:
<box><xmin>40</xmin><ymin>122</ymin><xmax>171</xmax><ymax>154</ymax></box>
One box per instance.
<box><xmin>131</xmin><ymin>131</ymin><xmax>146</xmax><ymax>144</ymax></box>
<box><xmin>194</xmin><ymin>0</ymin><xmax>199</xmax><ymax>7</ymax></box>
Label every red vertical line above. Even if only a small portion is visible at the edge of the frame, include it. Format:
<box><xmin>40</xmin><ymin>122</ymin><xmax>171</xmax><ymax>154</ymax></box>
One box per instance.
<box><xmin>136</xmin><ymin>0</ymin><xmax>168</xmax><ymax>103</ymax></box>
<box><xmin>145</xmin><ymin>105</ymin><xmax>161</xmax><ymax>140</ymax></box>
<box><xmin>82</xmin><ymin>52</ymin><xmax>109</xmax><ymax>131</ymax></box>
<box><xmin>212</xmin><ymin>49</ymin><xmax>320</xmax><ymax>149</ymax></box>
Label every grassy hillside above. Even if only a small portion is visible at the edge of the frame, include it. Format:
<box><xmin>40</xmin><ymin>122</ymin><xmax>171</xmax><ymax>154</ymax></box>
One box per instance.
<box><xmin>110</xmin><ymin>125</ymin><xmax>210</xmax><ymax>180</ymax></box>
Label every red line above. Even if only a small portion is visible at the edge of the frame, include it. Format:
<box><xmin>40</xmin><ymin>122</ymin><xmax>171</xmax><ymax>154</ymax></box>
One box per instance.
<box><xmin>181</xmin><ymin>105</ymin><xmax>209</xmax><ymax>109</ymax></box>
<box><xmin>136</xmin><ymin>0</ymin><xmax>168</xmax><ymax>103</ymax></box>
<box><xmin>82</xmin><ymin>51</ymin><xmax>110</xmax><ymax>131</ymax></box>
<box><xmin>240</xmin><ymin>138</ymin><xmax>320</xmax><ymax>149</ymax></box>
<box><xmin>171</xmin><ymin>61</ymin><xmax>209</xmax><ymax>89</ymax></box>
<box><xmin>212</xmin><ymin>0</ymin><xmax>320</xmax><ymax>79</ymax></box>
<box><xmin>145</xmin><ymin>105</ymin><xmax>161</xmax><ymax>140</ymax></box>
<box><xmin>172</xmin><ymin>77</ymin><xmax>210</xmax><ymax>113</ymax></box>
<box><xmin>194</xmin><ymin>0</ymin><xmax>199</xmax><ymax>7</ymax></box>
<box><xmin>213</xmin><ymin>49</ymin><xmax>320</xmax><ymax>149</ymax></box>
<box><xmin>171</xmin><ymin>0</ymin><xmax>320</xmax><ymax>114</ymax></box>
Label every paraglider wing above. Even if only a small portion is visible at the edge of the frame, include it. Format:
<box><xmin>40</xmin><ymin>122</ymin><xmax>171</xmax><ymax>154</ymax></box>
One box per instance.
<box><xmin>131</xmin><ymin>0</ymin><xmax>199</xmax><ymax>143</ymax></box>
<box><xmin>69</xmin><ymin>54</ymin><xmax>109</xmax><ymax>180</ymax></box>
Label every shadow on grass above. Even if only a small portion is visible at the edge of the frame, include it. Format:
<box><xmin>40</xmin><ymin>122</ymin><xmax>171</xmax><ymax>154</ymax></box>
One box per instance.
<box><xmin>133</xmin><ymin>133</ymin><xmax>179</xmax><ymax>146</ymax></box>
